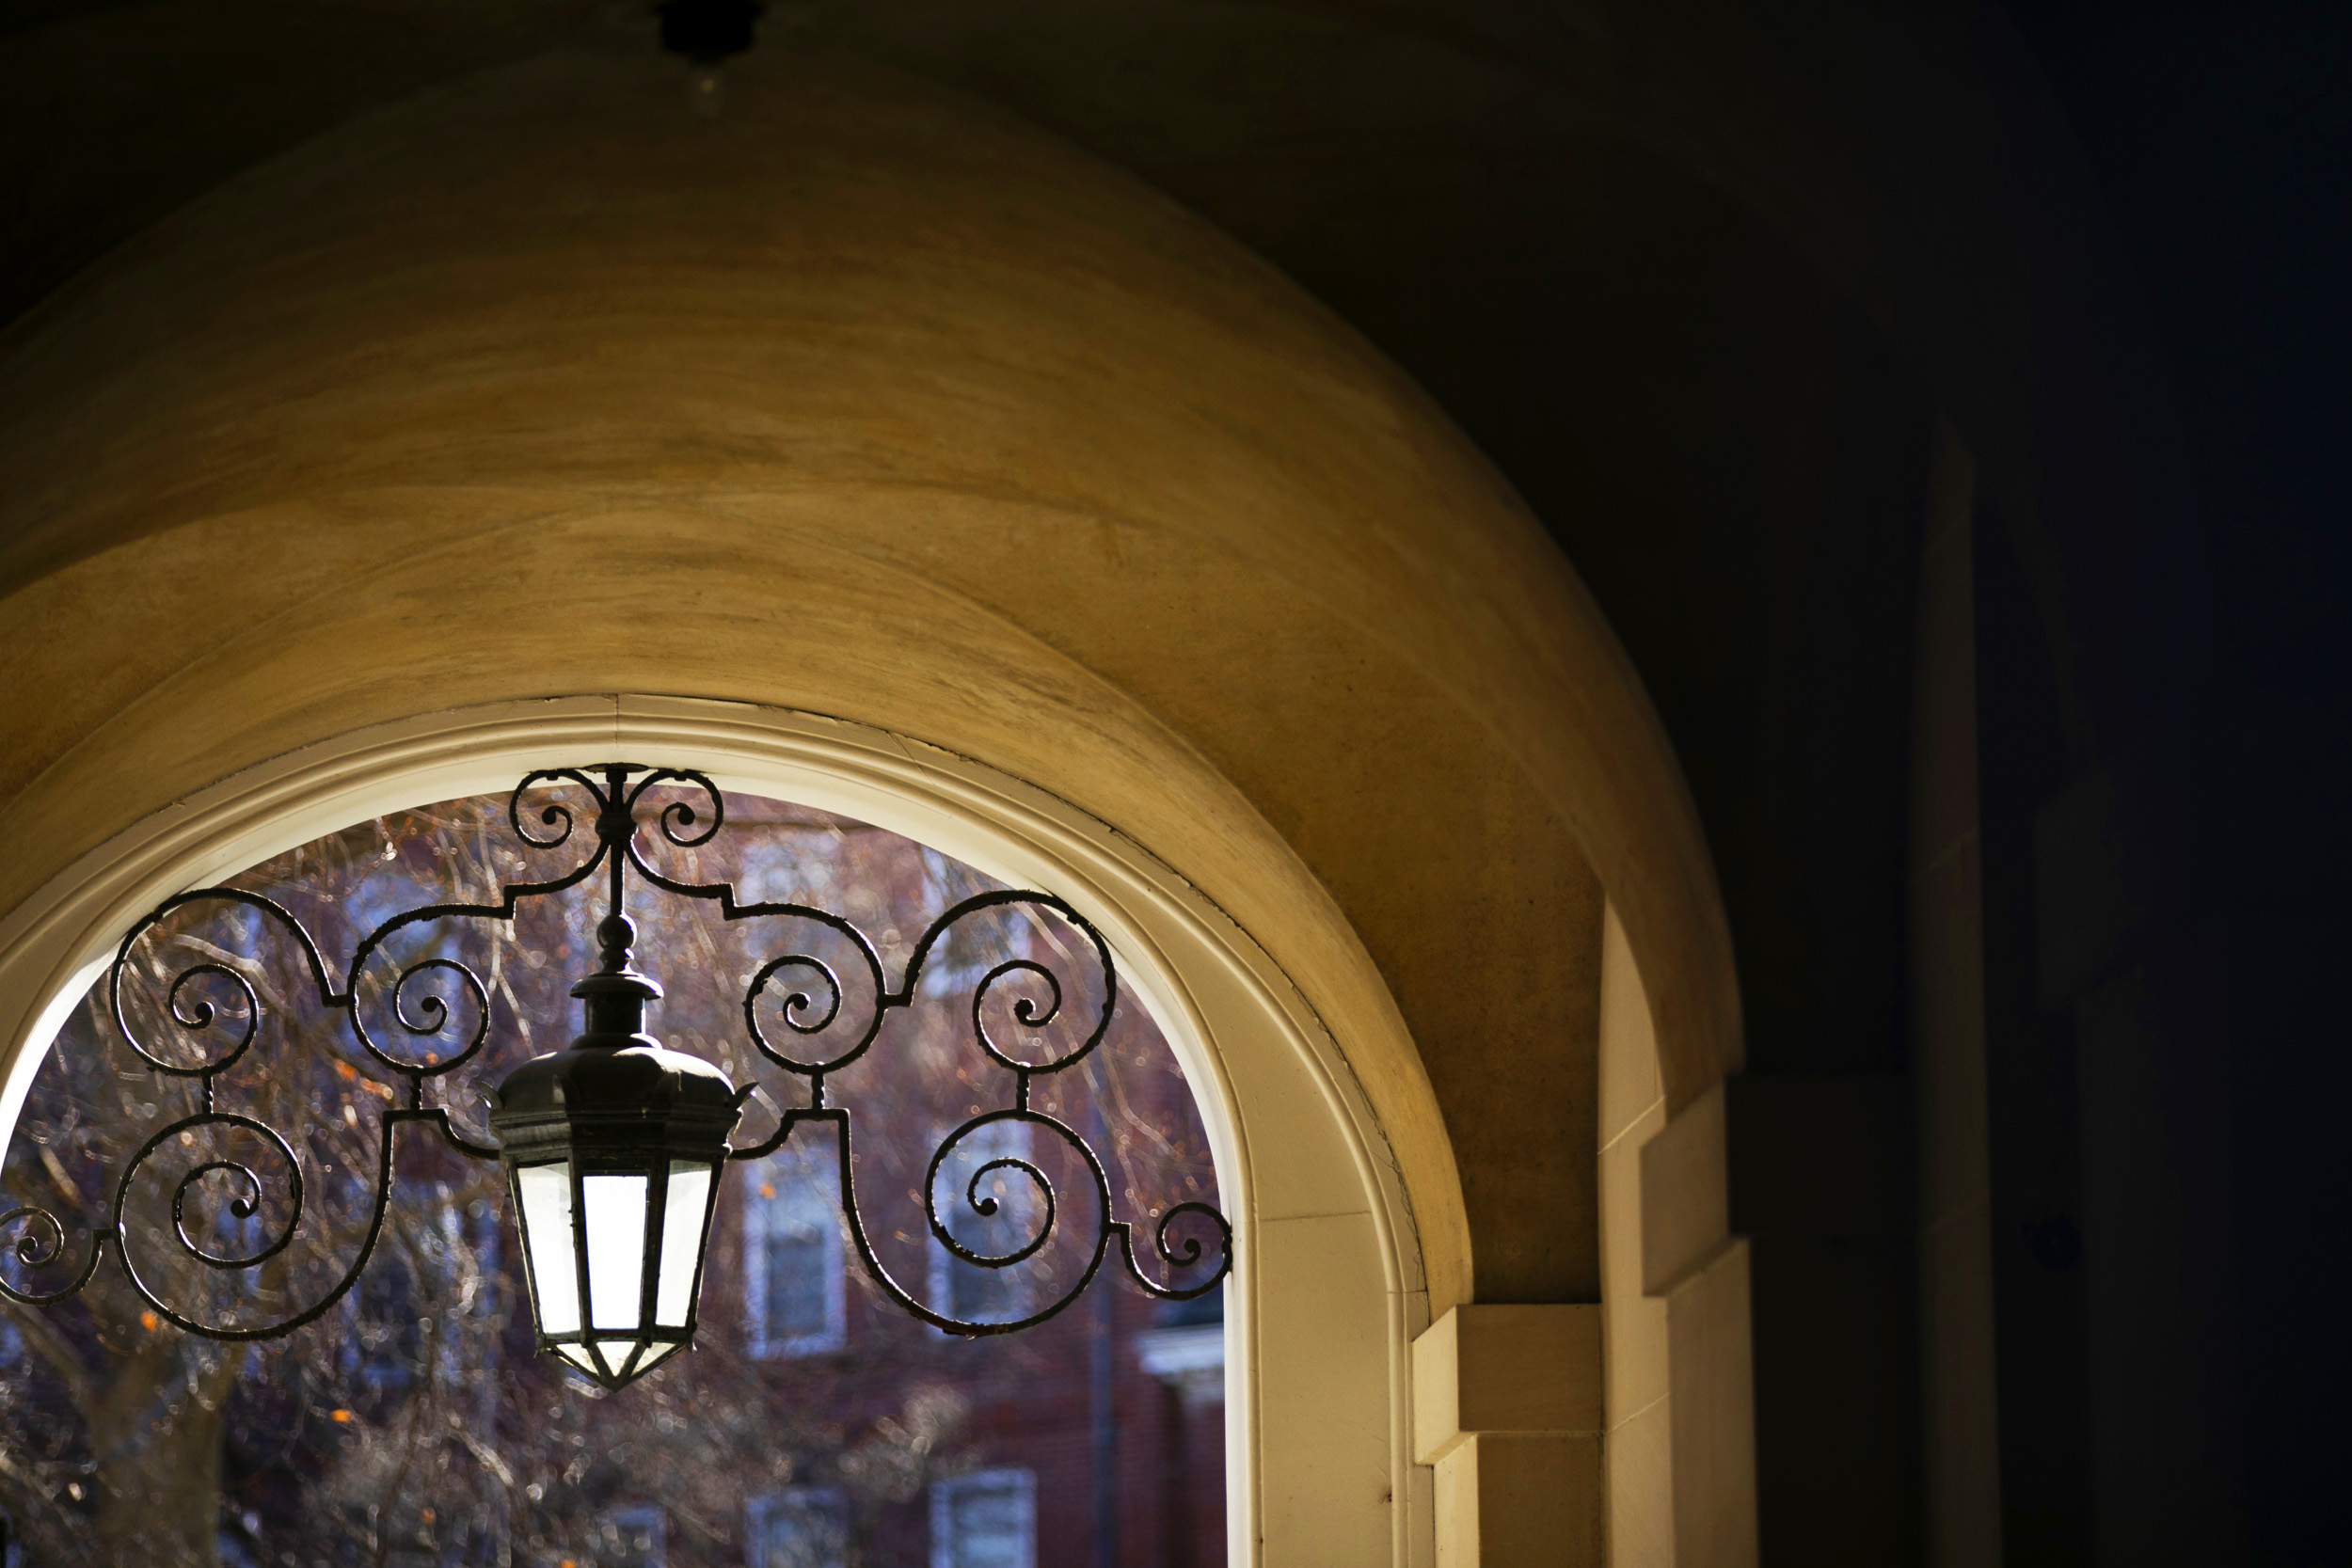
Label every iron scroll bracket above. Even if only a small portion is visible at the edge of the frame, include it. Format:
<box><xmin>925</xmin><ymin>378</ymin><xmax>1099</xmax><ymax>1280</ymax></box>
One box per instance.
<box><xmin>1</xmin><ymin>765</ymin><xmax>1232</xmax><ymax>1342</ymax></box>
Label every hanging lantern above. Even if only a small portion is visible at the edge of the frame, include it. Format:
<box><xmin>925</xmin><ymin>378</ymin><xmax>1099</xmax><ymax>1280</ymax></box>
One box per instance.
<box><xmin>490</xmin><ymin>910</ymin><xmax>743</xmax><ymax>1390</ymax></box>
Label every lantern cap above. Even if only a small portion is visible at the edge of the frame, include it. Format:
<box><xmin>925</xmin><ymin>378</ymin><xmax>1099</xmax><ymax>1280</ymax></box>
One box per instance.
<box><xmin>488</xmin><ymin>1040</ymin><xmax>744</xmax><ymax>1161</ymax></box>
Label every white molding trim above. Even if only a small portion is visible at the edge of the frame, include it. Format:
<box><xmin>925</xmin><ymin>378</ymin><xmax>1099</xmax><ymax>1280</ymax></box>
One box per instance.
<box><xmin>0</xmin><ymin>693</ymin><xmax>1430</xmax><ymax>1566</ymax></box>
<box><xmin>1137</xmin><ymin>1322</ymin><xmax>1229</xmax><ymax>1411</ymax></box>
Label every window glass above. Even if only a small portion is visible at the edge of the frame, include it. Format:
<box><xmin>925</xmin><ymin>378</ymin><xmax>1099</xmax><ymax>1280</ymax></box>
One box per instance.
<box><xmin>748</xmin><ymin>1485</ymin><xmax>850</xmax><ymax>1568</ymax></box>
<box><xmin>930</xmin><ymin>1468</ymin><xmax>1036</xmax><ymax>1568</ymax></box>
<box><xmin>598</xmin><ymin>1504</ymin><xmax>664</xmax><ymax>1568</ymax></box>
<box><xmin>744</xmin><ymin>1145</ymin><xmax>846</xmax><ymax>1356</ymax></box>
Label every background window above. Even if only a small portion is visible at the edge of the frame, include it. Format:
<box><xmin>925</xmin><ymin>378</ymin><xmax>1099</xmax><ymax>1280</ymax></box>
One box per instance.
<box><xmin>743</xmin><ymin>1145</ymin><xmax>846</xmax><ymax>1357</ymax></box>
<box><xmin>341</xmin><ymin>1180</ymin><xmax>502</xmax><ymax>1399</ymax></box>
<box><xmin>926</xmin><ymin>1122</ymin><xmax>1040</xmax><ymax>1324</ymax></box>
<box><xmin>597</xmin><ymin>1505</ymin><xmax>664</xmax><ymax>1568</ymax></box>
<box><xmin>929</xmin><ymin>1468</ymin><xmax>1035</xmax><ymax>1568</ymax></box>
<box><xmin>746</xmin><ymin>1486</ymin><xmax>849</xmax><ymax>1568</ymax></box>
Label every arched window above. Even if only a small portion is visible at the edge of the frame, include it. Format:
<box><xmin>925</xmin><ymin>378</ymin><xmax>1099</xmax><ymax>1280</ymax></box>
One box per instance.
<box><xmin>0</xmin><ymin>773</ymin><xmax>1228</xmax><ymax>1566</ymax></box>
<box><xmin>0</xmin><ymin>703</ymin><xmax>1447</xmax><ymax>1565</ymax></box>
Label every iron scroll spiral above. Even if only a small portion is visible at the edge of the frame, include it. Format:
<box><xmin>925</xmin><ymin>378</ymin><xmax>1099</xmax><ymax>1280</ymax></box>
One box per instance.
<box><xmin>0</xmin><ymin>765</ymin><xmax>1232</xmax><ymax>1345</ymax></box>
<box><xmin>726</xmin><ymin>883</ymin><xmax>1228</xmax><ymax>1334</ymax></box>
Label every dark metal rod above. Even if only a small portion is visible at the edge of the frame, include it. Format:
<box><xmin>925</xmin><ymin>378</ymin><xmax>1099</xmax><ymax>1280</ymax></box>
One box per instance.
<box><xmin>1090</xmin><ymin>1083</ymin><xmax>1119</xmax><ymax>1568</ymax></box>
<box><xmin>605</xmin><ymin>763</ymin><xmax>628</xmax><ymax>927</ymax></box>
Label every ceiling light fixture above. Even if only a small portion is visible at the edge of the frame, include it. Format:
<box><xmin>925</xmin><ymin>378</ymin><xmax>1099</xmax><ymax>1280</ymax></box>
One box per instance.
<box><xmin>658</xmin><ymin>0</ymin><xmax>763</xmax><ymax>118</ymax></box>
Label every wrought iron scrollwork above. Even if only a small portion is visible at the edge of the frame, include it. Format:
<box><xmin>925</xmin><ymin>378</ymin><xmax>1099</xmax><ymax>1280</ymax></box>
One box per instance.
<box><xmin>2</xmin><ymin>764</ymin><xmax>1232</xmax><ymax>1343</ymax></box>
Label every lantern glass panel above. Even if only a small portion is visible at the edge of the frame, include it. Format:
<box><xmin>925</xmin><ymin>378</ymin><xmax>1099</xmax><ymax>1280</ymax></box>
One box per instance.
<box><xmin>583</xmin><ymin>1173</ymin><xmax>650</xmax><ymax>1330</ymax></box>
<box><xmin>656</xmin><ymin>1160</ymin><xmax>714</xmax><ymax>1327</ymax></box>
<box><xmin>516</xmin><ymin>1162</ymin><xmax>580</xmax><ymax>1336</ymax></box>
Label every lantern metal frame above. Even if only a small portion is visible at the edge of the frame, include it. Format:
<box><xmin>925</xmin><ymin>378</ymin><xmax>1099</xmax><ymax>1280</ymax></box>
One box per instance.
<box><xmin>507</xmin><ymin>1148</ymin><xmax>722</xmax><ymax>1388</ymax></box>
<box><xmin>0</xmin><ymin>763</ymin><xmax>1232</xmax><ymax>1383</ymax></box>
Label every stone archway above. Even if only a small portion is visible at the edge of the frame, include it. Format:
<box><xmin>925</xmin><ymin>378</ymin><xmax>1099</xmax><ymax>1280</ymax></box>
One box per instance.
<box><xmin>0</xmin><ymin>694</ymin><xmax>1434</xmax><ymax>1562</ymax></box>
<box><xmin>0</xmin><ymin>42</ymin><xmax>1749</xmax><ymax>1564</ymax></box>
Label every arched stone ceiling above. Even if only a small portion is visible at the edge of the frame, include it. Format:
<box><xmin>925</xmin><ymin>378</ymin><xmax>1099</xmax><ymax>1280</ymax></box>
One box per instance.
<box><xmin>0</xmin><ymin>0</ymin><xmax>2155</xmax><ymax>506</ymax></box>
<box><xmin>2</xmin><ymin>0</ymin><xmax>2196</xmax><ymax>753</ymax></box>
<box><xmin>1</xmin><ymin>0</ymin><xmax>2199</xmax><ymax>1158</ymax></box>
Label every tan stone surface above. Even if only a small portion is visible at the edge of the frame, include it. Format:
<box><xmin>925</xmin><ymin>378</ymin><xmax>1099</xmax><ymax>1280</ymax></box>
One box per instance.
<box><xmin>0</xmin><ymin>46</ymin><xmax>1737</xmax><ymax>1317</ymax></box>
<box><xmin>1605</xmin><ymin>1402</ymin><xmax>1676</xmax><ymax>1568</ymax></box>
<box><xmin>1599</xmin><ymin>904</ymin><xmax>1668</xmax><ymax>1151</ymax></box>
<box><xmin>1435</xmin><ymin>1433</ymin><xmax>1606</xmax><ymax>1568</ymax></box>
<box><xmin>1600</xmin><ymin>1113</ymin><xmax>1671</xmax><ymax>1418</ymax></box>
<box><xmin>1666</xmin><ymin>1243</ymin><xmax>1757</xmax><ymax>1568</ymax></box>
<box><xmin>1598</xmin><ymin>903</ymin><xmax>1674</xmax><ymax>1565</ymax></box>
<box><xmin>1639</xmin><ymin>1085</ymin><xmax>1729</xmax><ymax>1298</ymax></box>
<box><xmin>1412</xmin><ymin>1304</ymin><xmax>1604</xmax><ymax>1465</ymax></box>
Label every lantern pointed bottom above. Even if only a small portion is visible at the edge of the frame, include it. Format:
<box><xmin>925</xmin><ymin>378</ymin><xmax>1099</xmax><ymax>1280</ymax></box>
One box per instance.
<box><xmin>552</xmin><ymin>1334</ymin><xmax>687</xmax><ymax>1389</ymax></box>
